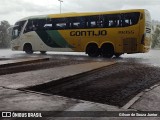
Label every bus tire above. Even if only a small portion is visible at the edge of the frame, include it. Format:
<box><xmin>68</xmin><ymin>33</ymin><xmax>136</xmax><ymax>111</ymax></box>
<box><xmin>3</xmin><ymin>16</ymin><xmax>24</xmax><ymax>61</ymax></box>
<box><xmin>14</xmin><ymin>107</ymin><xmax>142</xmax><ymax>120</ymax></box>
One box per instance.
<box><xmin>40</xmin><ymin>51</ymin><xmax>46</xmax><ymax>54</ymax></box>
<box><xmin>115</xmin><ymin>53</ymin><xmax>122</xmax><ymax>58</ymax></box>
<box><xmin>23</xmin><ymin>43</ymin><xmax>33</xmax><ymax>54</ymax></box>
<box><xmin>86</xmin><ymin>44</ymin><xmax>99</xmax><ymax>57</ymax></box>
<box><xmin>101</xmin><ymin>43</ymin><xmax>114</xmax><ymax>58</ymax></box>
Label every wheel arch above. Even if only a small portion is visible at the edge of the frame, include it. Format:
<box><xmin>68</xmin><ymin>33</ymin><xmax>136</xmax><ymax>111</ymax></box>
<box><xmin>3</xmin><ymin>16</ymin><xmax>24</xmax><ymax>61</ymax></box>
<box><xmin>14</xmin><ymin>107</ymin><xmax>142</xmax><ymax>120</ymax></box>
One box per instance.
<box><xmin>23</xmin><ymin>42</ymin><xmax>33</xmax><ymax>51</ymax></box>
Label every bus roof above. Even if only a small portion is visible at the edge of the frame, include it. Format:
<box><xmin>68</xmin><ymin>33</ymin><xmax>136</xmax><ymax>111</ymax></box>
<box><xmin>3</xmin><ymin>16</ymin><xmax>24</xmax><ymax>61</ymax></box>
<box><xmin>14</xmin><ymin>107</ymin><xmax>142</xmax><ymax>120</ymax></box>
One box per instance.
<box><xmin>18</xmin><ymin>9</ymin><xmax>146</xmax><ymax>22</ymax></box>
<box><xmin>49</xmin><ymin>9</ymin><xmax>145</xmax><ymax>18</ymax></box>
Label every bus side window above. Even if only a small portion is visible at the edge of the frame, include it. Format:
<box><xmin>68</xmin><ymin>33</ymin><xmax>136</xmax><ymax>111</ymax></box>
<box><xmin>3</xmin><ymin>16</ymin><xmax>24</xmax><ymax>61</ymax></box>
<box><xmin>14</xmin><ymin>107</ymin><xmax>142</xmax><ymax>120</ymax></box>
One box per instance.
<box><xmin>44</xmin><ymin>18</ymin><xmax>53</xmax><ymax>30</ymax></box>
<box><xmin>103</xmin><ymin>16</ymin><xmax>109</xmax><ymax>28</ymax></box>
<box><xmin>24</xmin><ymin>19</ymin><xmax>47</xmax><ymax>32</ymax></box>
<box><xmin>24</xmin><ymin>20</ymin><xmax>33</xmax><ymax>33</ymax></box>
<box><xmin>124</xmin><ymin>19</ymin><xmax>130</xmax><ymax>26</ymax></box>
<box><xmin>44</xmin><ymin>24</ymin><xmax>53</xmax><ymax>30</ymax></box>
<box><xmin>131</xmin><ymin>12</ymin><xmax>140</xmax><ymax>25</ymax></box>
<box><xmin>56</xmin><ymin>23</ymin><xmax>66</xmax><ymax>29</ymax></box>
<box><xmin>72</xmin><ymin>22</ymin><xmax>80</xmax><ymax>29</ymax></box>
<box><xmin>109</xmin><ymin>20</ymin><xmax>114</xmax><ymax>27</ymax></box>
<box><xmin>91</xmin><ymin>21</ymin><xmax>96</xmax><ymax>28</ymax></box>
<box><xmin>122</xmin><ymin>12</ymin><xmax>140</xmax><ymax>27</ymax></box>
<box><xmin>12</xmin><ymin>21</ymin><xmax>26</xmax><ymax>37</ymax></box>
<box><xmin>103</xmin><ymin>14</ymin><xmax>121</xmax><ymax>28</ymax></box>
<box><xmin>79</xmin><ymin>17</ymin><xmax>86</xmax><ymax>28</ymax></box>
<box><xmin>52</xmin><ymin>18</ymin><xmax>68</xmax><ymax>30</ymax></box>
<box><xmin>68</xmin><ymin>17</ymin><xmax>80</xmax><ymax>29</ymax></box>
<box><xmin>36</xmin><ymin>19</ymin><xmax>47</xmax><ymax>30</ymax></box>
<box><xmin>24</xmin><ymin>25</ymin><xmax>32</xmax><ymax>33</ymax></box>
<box><xmin>87</xmin><ymin>16</ymin><xmax>98</xmax><ymax>28</ymax></box>
<box><xmin>97</xmin><ymin>15</ymin><xmax>104</xmax><ymax>28</ymax></box>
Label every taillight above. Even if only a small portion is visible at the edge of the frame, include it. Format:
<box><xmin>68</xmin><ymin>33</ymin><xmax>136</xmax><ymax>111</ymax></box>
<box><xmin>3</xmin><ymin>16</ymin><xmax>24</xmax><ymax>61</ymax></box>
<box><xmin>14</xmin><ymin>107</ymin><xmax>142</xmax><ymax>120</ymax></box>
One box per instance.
<box><xmin>141</xmin><ymin>34</ymin><xmax>145</xmax><ymax>45</ymax></box>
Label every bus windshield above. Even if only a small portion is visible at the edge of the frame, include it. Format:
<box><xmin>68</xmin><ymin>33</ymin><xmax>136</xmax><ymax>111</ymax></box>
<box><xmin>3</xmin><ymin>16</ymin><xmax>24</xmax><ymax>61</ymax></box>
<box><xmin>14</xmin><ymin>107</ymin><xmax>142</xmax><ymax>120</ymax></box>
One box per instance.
<box><xmin>12</xmin><ymin>20</ymin><xmax>26</xmax><ymax>39</ymax></box>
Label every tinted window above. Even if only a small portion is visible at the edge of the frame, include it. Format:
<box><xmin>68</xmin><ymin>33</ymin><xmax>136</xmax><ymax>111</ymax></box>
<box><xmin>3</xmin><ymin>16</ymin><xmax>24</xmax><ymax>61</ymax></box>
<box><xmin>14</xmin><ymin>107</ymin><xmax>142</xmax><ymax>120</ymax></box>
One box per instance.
<box><xmin>103</xmin><ymin>14</ymin><xmax>122</xmax><ymax>28</ymax></box>
<box><xmin>24</xmin><ymin>19</ymin><xmax>48</xmax><ymax>33</ymax></box>
<box><xmin>86</xmin><ymin>15</ymin><xmax>104</xmax><ymax>28</ymax></box>
<box><xmin>122</xmin><ymin>12</ymin><xmax>140</xmax><ymax>27</ymax></box>
<box><xmin>12</xmin><ymin>20</ymin><xmax>26</xmax><ymax>39</ymax></box>
<box><xmin>23</xmin><ymin>12</ymin><xmax>140</xmax><ymax>33</ymax></box>
<box><xmin>66</xmin><ymin>17</ymin><xmax>86</xmax><ymax>29</ymax></box>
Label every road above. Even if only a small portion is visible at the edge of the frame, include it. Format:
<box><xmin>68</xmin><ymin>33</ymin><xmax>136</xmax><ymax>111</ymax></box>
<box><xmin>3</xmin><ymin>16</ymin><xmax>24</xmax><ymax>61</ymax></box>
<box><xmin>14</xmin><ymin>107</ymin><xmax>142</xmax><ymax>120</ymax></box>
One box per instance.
<box><xmin>0</xmin><ymin>49</ymin><xmax>160</xmax><ymax>119</ymax></box>
<box><xmin>19</xmin><ymin>49</ymin><xmax>159</xmax><ymax>107</ymax></box>
<box><xmin>1</xmin><ymin>49</ymin><xmax>160</xmax><ymax>106</ymax></box>
<box><xmin>0</xmin><ymin>49</ymin><xmax>160</xmax><ymax>103</ymax></box>
<box><xmin>1</xmin><ymin>49</ymin><xmax>160</xmax><ymax>66</ymax></box>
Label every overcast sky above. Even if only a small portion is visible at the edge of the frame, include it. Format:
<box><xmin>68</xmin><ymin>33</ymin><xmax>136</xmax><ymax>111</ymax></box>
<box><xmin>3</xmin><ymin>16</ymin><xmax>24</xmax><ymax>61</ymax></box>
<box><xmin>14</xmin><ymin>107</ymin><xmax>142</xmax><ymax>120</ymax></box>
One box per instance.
<box><xmin>0</xmin><ymin>0</ymin><xmax>159</xmax><ymax>25</ymax></box>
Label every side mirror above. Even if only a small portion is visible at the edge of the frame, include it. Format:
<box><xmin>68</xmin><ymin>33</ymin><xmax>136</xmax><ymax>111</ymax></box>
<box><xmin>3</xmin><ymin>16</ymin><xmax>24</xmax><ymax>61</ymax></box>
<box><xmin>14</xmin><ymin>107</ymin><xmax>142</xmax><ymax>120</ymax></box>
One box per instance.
<box><xmin>14</xmin><ymin>29</ymin><xmax>18</xmax><ymax>36</ymax></box>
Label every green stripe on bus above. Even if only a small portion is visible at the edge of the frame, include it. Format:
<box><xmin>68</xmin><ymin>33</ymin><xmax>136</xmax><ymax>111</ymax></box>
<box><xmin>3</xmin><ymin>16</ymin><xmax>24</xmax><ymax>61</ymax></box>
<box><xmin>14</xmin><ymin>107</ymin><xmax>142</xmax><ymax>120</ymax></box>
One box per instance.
<box><xmin>36</xmin><ymin>30</ymin><xmax>61</xmax><ymax>48</ymax></box>
<box><xmin>47</xmin><ymin>30</ymin><xmax>74</xmax><ymax>48</ymax></box>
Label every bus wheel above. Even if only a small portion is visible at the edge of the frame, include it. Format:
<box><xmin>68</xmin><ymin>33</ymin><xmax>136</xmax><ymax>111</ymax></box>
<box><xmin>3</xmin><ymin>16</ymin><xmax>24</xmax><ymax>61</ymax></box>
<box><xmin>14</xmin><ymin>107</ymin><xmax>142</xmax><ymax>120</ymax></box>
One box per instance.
<box><xmin>115</xmin><ymin>53</ymin><xmax>122</xmax><ymax>58</ymax></box>
<box><xmin>86</xmin><ymin>44</ymin><xmax>99</xmax><ymax>57</ymax></box>
<box><xmin>101</xmin><ymin>44</ymin><xmax>114</xmax><ymax>58</ymax></box>
<box><xmin>24</xmin><ymin>44</ymin><xmax>33</xmax><ymax>54</ymax></box>
<box><xmin>40</xmin><ymin>51</ymin><xmax>46</xmax><ymax>54</ymax></box>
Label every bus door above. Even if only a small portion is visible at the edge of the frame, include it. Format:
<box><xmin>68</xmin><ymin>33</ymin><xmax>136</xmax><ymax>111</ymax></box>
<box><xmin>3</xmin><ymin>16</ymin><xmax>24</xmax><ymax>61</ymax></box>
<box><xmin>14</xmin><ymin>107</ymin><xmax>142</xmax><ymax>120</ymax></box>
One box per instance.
<box><xmin>11</xmin><ymin>21</ymin><xmax>27</xmax><ymax>50</ymax></box>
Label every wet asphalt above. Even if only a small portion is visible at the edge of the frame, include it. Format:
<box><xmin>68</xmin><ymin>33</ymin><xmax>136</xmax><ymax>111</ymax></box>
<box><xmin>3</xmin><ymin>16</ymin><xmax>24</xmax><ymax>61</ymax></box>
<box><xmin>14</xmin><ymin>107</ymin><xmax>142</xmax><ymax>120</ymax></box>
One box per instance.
<box><xmin>16</xmin><ymin>49</ymin><xmax>159</xmax><ymax>107</ymax></box>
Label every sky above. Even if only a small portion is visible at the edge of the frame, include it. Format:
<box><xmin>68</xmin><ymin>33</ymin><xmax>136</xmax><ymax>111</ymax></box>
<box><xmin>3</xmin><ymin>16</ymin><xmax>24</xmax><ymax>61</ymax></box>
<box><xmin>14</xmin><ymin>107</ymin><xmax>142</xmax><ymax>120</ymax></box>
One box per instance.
<box><xmin>0</xmin><ymin>0</ymin><xmax>160</xmax><ymax>25</ymax></box>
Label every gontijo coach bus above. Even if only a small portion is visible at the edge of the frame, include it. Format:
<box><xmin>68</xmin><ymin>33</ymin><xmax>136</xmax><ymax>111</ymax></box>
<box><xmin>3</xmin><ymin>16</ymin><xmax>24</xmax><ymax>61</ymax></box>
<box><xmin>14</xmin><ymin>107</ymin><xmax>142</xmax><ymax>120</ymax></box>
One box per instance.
<box><xmin>11</xmin><ymin>9</ymin><xmax>151</xmax><ymax>58</ymax></box>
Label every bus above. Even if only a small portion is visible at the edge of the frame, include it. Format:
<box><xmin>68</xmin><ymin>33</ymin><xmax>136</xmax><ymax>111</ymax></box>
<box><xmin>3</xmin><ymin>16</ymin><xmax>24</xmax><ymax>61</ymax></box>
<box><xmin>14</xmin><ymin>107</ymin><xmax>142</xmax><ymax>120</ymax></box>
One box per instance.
<box><xmin>11</xmin><ymin>9</ymin><xmax>151</xmax><ymax>58</ymax></box>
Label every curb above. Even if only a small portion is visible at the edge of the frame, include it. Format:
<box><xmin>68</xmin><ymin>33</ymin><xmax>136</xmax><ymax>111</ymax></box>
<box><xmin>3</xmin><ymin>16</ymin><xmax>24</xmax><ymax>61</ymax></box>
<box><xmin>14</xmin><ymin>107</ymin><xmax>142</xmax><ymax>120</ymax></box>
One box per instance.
<box><xmin>0</xmin><ymin>58</ymin><xmax>49</xmax><ymax>68</ymax></box>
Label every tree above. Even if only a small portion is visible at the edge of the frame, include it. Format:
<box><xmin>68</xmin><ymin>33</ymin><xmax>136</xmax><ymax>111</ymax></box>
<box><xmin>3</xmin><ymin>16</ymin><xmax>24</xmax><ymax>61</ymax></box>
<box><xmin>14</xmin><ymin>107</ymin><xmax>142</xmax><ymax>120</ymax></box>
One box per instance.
<box><xmin>151</xmin><ymin>25</ymin><xmax>160</xmax><ymax>48</ymax></box>
<box><xmin>0</xmin><ymin>20</ymin><xmax>11</xmax><ymax>48</ymax></box>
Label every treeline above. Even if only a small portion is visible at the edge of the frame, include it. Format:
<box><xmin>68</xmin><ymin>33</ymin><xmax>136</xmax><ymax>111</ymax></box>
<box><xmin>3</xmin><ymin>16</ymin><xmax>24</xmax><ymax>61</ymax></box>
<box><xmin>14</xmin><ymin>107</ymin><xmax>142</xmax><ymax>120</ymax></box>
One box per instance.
<box><xmin>0</xmin><ymin>21</ymin><xmax>11</xmax><ymax>48</ymax></box>
<box><xmin>152</xmin><ymin>21</ymin><xmax>160</xmax><ymax>49</ymax></box>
